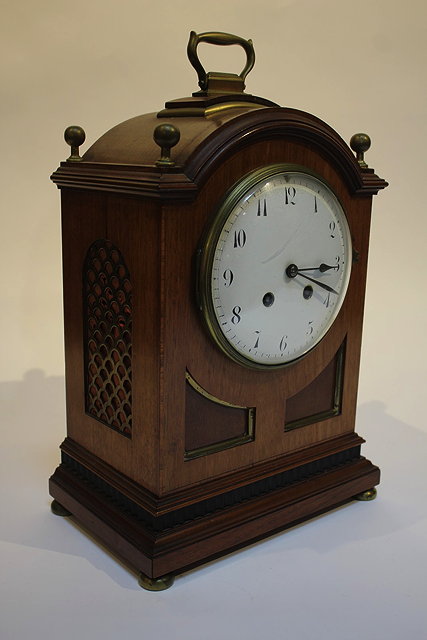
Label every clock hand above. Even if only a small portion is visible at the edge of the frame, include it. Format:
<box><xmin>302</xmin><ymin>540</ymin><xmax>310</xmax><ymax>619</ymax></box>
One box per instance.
<box><xmin>297</xmin><ymin>263</ymin><xmax>338</xmax><ymax>273</ymax></box>
<box><xmin>285</xmin><ymin>264</ymin><xmax>339</xmax><ymax>295</ymax></box>
<box><xmin>296</xmin><ymin>272</ymin><xmax>339</xmax><ymax>295</ymax></box>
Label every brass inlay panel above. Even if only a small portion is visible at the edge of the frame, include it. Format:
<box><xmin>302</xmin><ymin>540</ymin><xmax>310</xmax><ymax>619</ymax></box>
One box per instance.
<box><xmin>185</xmin><ymin>371</ymin><xmax>255</xmax><ymax>460</ymax></box>
<box><xmin>284</xmin><ymin>342</ymin><xmax>345</xmax><ymax>432</ymax></box>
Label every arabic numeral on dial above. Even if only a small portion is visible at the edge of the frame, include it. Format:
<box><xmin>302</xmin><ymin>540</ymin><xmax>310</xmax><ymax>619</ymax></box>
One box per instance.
<box><xmin>329</xmin><ymin>221</ymin><xmax>336</xmax><ymax>238</ymax></box>
<box><xmin>335</xmin><ymin>255</ymin><xmax>341</xmax><ymax>269</ymax></box>
<box><xmin>233</xmin><ymin>229</ymin><xmax>246</xmax><ymax>248</ymax></box>
<box><xmin>279</xmin><ymin>335</ymin><xmax>288</xmax><ymax>352</ymax></box>
<box><xmin>222</xmin><ymin>269</ymin><xmax>234</xmax><ymax>287</ymax></box>
<box><xmin>306</xmin><ymin>321</ymin><xmax>314</xmax><ymax>336</ymax></box>
<box><xmin>323</xmin><ymin>292</ymin><xmax>331</xmax><ymax>308</ymax></box>
<box><xmin>231</xmin><ymin>306</ymin><xmax>242</xmax><ymax>324</ymax></box>
<box><xmin>254</xmin><ymin>330</ymin><xmax>261</xmax><ymax>349</ymax></box>
<box><xmin>285</xmin><ymin>187</ymin><xmax>297</xmax><ymax>205</ymax></box>
<box><xmin>314</xmin><ymin>195</ymin><xmax>318</xmax><ymax>213</ymax></box>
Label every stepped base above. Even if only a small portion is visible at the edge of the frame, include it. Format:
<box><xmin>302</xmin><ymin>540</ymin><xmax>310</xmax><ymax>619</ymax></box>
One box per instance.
<box><xmin>49</xmin><ymin>448</ymin><xmax>380</xmax><ymax>584</ymax></box>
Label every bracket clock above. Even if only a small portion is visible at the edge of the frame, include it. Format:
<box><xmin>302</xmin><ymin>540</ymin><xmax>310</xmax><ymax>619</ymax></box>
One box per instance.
<box><xmin>49</xmin><ymin>31</ymin><xmax>388</xmax><ymax>590</ymax></box>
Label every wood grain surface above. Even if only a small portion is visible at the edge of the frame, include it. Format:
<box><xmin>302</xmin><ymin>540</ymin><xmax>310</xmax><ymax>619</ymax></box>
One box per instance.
<box><xmin>50</xmin><ymin>104</ymin><xmax>387</xmax><ymax>579</ymax></box>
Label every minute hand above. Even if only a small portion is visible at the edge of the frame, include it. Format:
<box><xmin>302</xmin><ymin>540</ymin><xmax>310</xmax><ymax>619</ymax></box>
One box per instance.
<box><xmin>297</xmin><ymin>272</ymin><xmax>339</xmax><ymax>295</ymax></box>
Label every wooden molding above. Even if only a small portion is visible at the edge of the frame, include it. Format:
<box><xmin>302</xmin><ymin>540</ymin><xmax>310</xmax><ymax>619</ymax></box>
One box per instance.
<box><xmin>50</xmin><ymin>454</ymin><xmax>379</xmax><ymax>579</ymax></box>
<box><xmin>59</xmin><ymin>432</ymin><xmax>366</xmax><ymax>516</ymax></box>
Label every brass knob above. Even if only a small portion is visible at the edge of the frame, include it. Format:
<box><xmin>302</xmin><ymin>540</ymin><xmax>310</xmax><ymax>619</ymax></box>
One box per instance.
<box><xmin>64</xmin><ymin>125</ymin><xmax>86</xmax><ymax>162</ymax></box>
<box><xmin>350</xmin><ymin>133</ymin><xmax>371</xmax><ymax>168</ymax></box>
<box><xmin>153</xmin><ymin>124</ymin><xmax>181</xmax><ymax>167</ymax></box>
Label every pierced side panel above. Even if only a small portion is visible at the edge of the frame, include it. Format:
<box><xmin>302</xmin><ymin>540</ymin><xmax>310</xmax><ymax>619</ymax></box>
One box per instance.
<box><xmin>83</xmin><ymin>239</ymin><xmax>132</xmax><ymax>437</ymax></box>
<box><xmin>185</xmin><ymin>371</ymin><xmax>255</xmax><ymax>459</ymax></box>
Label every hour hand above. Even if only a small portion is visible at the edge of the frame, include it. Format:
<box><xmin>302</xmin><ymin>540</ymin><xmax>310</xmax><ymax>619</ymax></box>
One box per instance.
<box><xmin>298</xmin><ymin>263</ymin><xmax>338</xmax><ymax>273</ymax></box>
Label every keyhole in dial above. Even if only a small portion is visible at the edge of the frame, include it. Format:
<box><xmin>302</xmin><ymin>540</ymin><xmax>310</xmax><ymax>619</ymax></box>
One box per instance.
<box><xmin>303</xmin><ymin>285</ymin><xmax>313</xmax><ymax>300</ymax></box>
<box><xmin>263</xmin><ymin>292</ymin><xmax>275</xmax><ymax>307</ymax></box>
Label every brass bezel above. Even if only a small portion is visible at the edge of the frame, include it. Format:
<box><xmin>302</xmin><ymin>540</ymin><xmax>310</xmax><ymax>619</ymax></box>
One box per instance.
<box><xmin>197</xmin><ymin>164</ymin><xmax>352</xmax><ymax>370</ymax></box>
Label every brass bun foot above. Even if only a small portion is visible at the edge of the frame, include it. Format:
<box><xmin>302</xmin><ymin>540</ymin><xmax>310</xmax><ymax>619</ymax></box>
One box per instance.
<box><xmin>354</xmin><ymin>488</ymin><xmax>377</xmax><ymax>501</ymax></box>
<box><xmin>51</xmin><ymin>500</ymin><xmax>72</xmax><ymax>516</ymax></box>
<box><xmin>138</xmin><ymin>572</ymin><xmax>175</xmax><ymax>591</ymax></box>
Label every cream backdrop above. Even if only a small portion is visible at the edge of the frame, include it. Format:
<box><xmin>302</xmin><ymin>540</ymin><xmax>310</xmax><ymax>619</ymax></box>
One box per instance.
<box><xmin>1</xmin><ymin>1</ymin><xmax>426</xmax><ymax>639</ymax></box>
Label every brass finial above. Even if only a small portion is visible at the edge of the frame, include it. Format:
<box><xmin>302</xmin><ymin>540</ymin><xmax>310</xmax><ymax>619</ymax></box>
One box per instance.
<box><xmin>153</xmin><ymin>124</ymin><xmax>181</xmax><ymax>167</ymax></box>
<box><xmin>350</xmin><ymin>133</ymin><xmax>371</xmax><ymax>168</ymax></box>
<box><xmin>64</xmin><ymin>126</ymin><xmax>86</xmax><ymax>162</ymax></box>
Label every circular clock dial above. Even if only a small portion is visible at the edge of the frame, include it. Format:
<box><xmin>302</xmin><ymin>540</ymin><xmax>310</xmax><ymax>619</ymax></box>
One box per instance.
<box><xmin>199</xmin><ymin>166</ymin><xmax>352</xmax><ymax>368</ymax></box>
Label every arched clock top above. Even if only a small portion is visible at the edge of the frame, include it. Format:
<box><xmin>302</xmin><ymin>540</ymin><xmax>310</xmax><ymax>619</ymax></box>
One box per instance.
<box><xmin>51</xmin><ymin>107</ymin><xmax>387</xmax><ymax>198</ymax></box>
<box><xmin>183</xmin><ymin>108</ymin><xmax>387</xmax><ymax>197</ymax></box>
<box><xmin>51</xmin><ymin>27</ymin><xmax>387</xmax><ymax>199</ymax></box>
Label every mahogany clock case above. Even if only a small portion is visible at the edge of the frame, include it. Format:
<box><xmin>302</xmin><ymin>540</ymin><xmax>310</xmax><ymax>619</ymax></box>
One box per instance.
<box><xmin>49</xmin><ymin>60</ymin><xmax>387</xmax><ymax>584</ymax></box>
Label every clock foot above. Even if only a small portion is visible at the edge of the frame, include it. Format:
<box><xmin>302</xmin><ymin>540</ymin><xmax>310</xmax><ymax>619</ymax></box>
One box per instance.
<box><xmin>354</xmin><ymin>488</ymin><xmax>377</xmax><ymax>501</ymax></box>
<box><xmin>51</xmin><ymin>499</ymin><xmax>72</xmax><ymax>516</ymax></box>
<box><xmin>138</xmin><ymin>572</ymin><xmax>175</xmax><ymax>591</ymax></box>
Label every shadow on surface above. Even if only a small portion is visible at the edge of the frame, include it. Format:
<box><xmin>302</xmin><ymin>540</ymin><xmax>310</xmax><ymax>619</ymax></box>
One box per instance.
<box><xmin>1</xmin><ymin>369</ymin><xmax>426</xmax><ymax>589</ymax></box>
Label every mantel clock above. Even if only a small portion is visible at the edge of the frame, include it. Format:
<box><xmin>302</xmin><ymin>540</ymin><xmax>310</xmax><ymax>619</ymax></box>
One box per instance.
<box><xmin>49</xmin><ymin>31</ymin><xmax>388</xmax><ymax>590</ymax></box>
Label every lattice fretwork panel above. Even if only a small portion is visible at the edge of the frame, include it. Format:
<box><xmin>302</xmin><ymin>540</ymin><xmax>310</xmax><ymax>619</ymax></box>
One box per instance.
<box><xmin>83</xmin><ymin>239</ymin><xmax>132</xmax><ymax>437</ymax></box>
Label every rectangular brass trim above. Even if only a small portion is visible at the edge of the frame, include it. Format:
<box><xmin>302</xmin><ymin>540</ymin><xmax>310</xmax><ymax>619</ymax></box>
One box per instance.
<box><xmin>184</xmin><ymin>371</ymin><xmax>255</xmax><ymax>460</ymax></box>
<box><xmin>185</xmin><ymin>408</ymin><xmax>255</xmax><ymax>460</ymax></box>
<box><xmin>284</xmin><ymin>342</ymin><xmax>345</xmax><ymax>432</ymax></box>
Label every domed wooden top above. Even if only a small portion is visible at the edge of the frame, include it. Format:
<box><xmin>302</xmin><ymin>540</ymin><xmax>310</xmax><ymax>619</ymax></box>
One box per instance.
<box><xmin>51</xmin><ymin>29</ymin><xmax>387</xmax><ymax>199</ymax></box>
<box><xmin>81</xmin><ymin>105</ymin><xmax>262</xmax><ymax>167</ymax></box>
<box><xmin>51</xmin><ymin>103</ymin><xmax>387</xmax><ymax>200</ymax></box>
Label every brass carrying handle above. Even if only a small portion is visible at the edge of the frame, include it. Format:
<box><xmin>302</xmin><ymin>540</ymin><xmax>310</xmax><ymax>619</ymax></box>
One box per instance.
<box><xmin>187</xmin><ymin>30</ymin><xmax>255</xmax><ymax>91</ymax></box>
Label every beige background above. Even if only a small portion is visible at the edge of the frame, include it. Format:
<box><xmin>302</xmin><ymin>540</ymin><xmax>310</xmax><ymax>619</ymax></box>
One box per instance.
<box><xmin>1</xmin><ymin>1</ymin><xmax>426</xmax><ymax>638</ymax></box>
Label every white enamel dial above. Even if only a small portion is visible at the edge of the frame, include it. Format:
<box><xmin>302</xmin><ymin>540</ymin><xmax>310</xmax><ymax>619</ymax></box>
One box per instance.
<box><xmin>199</xmin><ymin>166</ymin><xmax>352</xmax><ymax>369</ymax></box>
